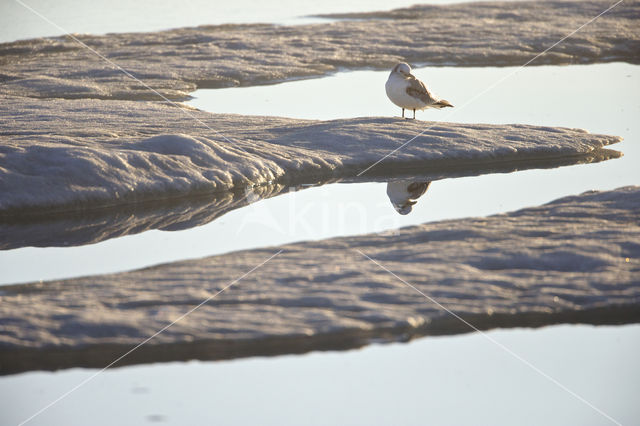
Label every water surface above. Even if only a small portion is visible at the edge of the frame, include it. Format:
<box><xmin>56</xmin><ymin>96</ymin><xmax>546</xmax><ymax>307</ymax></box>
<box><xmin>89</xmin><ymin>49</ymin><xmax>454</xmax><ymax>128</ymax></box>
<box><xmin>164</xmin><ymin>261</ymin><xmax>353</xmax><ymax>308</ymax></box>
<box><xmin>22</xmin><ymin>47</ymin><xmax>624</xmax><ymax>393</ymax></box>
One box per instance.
<box><xmin>2</xmin><ymin>324</ymin><xmax>638</xmax><ymax>425</ymax></box>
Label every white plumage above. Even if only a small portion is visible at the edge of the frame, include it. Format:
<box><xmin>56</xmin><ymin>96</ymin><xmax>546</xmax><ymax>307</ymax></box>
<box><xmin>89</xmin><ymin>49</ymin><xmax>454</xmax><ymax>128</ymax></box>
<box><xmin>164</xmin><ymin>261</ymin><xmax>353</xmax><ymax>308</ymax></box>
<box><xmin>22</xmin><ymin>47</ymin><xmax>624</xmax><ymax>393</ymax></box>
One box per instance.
<box><xmin>386</xmin><ymin>180</ymin><xmax>431</xmax><ymax>215</ymax></box>
<box><xmin>385</xmin><ymin>63</ymin><xmax>453</xmax><ymax>119</ymax></box>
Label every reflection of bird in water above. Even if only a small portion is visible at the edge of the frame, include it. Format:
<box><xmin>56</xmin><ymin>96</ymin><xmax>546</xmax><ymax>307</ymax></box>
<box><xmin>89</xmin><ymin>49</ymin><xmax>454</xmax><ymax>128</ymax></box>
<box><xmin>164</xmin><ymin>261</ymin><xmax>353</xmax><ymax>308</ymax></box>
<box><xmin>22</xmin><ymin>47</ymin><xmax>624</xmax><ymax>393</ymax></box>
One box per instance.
<box><xmin>385</xmin><ymin>62</ymin><xmax>453</xmax><ymax>119</ymax></box>
<box><xmin>386</xmin><ymin>180</ymin><xmax>431</xmax><ymax>215</ymax></box>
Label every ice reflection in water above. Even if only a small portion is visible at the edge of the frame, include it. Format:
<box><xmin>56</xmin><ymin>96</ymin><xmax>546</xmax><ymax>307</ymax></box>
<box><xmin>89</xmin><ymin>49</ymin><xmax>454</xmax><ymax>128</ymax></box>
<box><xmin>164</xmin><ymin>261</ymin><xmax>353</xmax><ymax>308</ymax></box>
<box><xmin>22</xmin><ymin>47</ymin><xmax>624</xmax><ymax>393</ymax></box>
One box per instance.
<box><xmin>0</xmin><ymin>141</ymin><xmax>623</xmax><ymax>286</ymax></box>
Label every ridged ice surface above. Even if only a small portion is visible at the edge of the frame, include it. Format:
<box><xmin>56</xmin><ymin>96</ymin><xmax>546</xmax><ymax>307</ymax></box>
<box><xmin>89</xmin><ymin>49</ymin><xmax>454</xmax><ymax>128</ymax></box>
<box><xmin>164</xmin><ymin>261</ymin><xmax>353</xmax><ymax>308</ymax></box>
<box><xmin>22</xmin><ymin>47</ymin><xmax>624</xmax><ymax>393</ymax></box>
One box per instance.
<box><xmin>0</xmin><ymin>1</ymin><xmax>637</xmax><ymax>100</ymax></box>
<box><xmin>0</xmin><ymin>187</ymin><xmax>638</xmax><ymax>374</ymax></box>
<box><xmin>0</xmin><ymin>96</ymin><xmax>621</xmax><ymax>215</ymax></box>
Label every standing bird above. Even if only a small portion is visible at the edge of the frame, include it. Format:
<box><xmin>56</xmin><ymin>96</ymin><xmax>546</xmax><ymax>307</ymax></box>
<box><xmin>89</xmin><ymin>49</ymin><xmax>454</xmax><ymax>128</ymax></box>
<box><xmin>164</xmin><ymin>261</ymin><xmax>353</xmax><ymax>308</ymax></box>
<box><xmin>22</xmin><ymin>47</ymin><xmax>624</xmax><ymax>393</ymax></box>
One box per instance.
<box><xmin>385</xmin><ymin>62</ymin><xmax>453</xmax><ymax>119</ymax></box>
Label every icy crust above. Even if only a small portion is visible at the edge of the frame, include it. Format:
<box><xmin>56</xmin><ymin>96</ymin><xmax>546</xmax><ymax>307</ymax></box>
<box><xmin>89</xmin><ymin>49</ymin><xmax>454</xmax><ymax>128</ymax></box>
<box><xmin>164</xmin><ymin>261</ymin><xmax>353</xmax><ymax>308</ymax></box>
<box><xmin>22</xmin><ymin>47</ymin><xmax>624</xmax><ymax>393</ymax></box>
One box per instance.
<box><xmin>0</xmin><ymin>145</ymin><xmax>618</xmax><ymax>250</ymax></box>
<box><xmin>0</xmin><ymin>0</ymin><xmax>638</xmax><ymax>100</ymax></box>
<box><xmin>0</xmin><ymin>96</ymin><xmax>622</xmax><ymax>216</ymax></box>
<box><xmin>0</xmin><ymin>187</ymin><xmax>638</xmax><ymax>374</ymax></box>
<box><xmin>0</xmin><ymin>150</ymin><xmax>621</xmax><ymax>251</ymax></box>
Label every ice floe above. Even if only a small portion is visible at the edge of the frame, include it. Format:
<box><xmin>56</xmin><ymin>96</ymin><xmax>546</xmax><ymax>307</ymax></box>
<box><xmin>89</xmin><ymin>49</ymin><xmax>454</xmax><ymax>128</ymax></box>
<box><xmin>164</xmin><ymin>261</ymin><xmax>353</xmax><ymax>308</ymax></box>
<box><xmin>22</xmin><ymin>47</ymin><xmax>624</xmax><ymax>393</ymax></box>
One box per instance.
<box><xmin>0</xmin><ymin>186</ymin><xmax>637</xmax><ymax>374</ymax></box>
<box><xmin>0</xmin><ymin>96</ymin><xmax>621</xmax><ymax>215</ymax></box>
<box><xmin>0</xmin><ymin>1</ymin><xmax>637</xmax><ymax>100</ymax></box>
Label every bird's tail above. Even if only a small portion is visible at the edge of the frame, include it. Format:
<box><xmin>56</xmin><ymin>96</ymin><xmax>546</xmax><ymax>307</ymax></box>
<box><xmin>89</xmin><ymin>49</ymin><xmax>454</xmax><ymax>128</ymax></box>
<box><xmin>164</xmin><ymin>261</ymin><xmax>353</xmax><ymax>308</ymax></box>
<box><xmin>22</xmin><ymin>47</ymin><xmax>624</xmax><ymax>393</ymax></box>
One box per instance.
<box><xmin>434</xmin><ymin>99</ymin><xmax>453</xmax><ymax>108</ymax></box>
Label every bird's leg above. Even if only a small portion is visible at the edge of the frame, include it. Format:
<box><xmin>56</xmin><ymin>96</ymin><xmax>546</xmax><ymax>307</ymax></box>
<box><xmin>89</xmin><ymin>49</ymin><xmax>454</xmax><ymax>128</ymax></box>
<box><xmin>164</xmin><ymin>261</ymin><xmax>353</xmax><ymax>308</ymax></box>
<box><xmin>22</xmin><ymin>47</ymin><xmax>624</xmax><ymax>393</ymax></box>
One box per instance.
<box><xmin>412</xmin><ymin>109</ymin><xmax>416</xmax><ymax>119</ymax></box>
<box><xmin>402</xmin><ymin>108</ymin><xmax>405</xmax><ymax>118</ymax></box>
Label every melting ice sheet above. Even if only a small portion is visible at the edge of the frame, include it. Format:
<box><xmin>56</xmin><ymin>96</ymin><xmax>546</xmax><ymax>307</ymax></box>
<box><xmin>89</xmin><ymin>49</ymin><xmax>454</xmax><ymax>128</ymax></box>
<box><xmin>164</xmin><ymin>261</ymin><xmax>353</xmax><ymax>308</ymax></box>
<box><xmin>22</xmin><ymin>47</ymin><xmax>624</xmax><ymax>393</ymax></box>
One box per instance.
<box><xmin>0</xmin><ymin>63</ymin><xmax>637</xmax><ymax>285</ymax></box>
<box><xmin>2</xmin><ymin>1</ymin><xmax>637</xmax><ymax>100</ymax></box>
<box><xmin>1</xmin><ymin>185</ymin><xmax>638</xmax><ymax>376</ymax></box>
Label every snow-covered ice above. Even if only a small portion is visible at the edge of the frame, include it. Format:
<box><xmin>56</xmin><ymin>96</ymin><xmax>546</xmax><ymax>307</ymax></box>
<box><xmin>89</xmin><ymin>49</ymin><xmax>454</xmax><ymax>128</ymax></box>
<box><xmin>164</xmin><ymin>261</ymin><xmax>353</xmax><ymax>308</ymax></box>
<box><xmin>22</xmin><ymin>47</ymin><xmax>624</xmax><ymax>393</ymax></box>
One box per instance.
<box><xmin>0</xmin><ymin>96</ymin><xmax>621</xmax><ymax>215</ymax></box>
<box><xmin>0</xmin><ymin>1</ymin><xmax>637</xmax><ymax>100</ymax></box>
<box><xmin>0</xmin><ymin>186</ymin><xmax>638</xmax><ymax>374</ymax></box>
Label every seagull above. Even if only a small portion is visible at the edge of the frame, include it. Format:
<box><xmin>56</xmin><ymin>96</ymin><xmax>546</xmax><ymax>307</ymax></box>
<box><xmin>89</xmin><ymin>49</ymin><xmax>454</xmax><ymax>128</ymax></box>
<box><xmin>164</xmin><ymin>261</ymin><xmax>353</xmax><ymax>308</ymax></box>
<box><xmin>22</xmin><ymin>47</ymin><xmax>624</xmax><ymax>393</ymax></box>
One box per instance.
<box><xmin>386</xmin><ymin>180</ymin><xmax>431</xmax><ymax>215</ymax></box>
<box><xmin>385</xmin><ymin>63</ymin><xmax>453</xmax><ymax>119</ymax></box>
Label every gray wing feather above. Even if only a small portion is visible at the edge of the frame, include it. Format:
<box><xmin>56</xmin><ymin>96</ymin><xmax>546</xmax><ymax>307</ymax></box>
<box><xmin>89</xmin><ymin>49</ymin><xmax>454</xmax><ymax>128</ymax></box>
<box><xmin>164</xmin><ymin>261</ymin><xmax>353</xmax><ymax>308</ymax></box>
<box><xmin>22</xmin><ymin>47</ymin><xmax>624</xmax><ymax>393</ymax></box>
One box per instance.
<box><xmin>405</xmin><ymin>75</ymin><xmax>437</xmax><ymax>104</ymax></box>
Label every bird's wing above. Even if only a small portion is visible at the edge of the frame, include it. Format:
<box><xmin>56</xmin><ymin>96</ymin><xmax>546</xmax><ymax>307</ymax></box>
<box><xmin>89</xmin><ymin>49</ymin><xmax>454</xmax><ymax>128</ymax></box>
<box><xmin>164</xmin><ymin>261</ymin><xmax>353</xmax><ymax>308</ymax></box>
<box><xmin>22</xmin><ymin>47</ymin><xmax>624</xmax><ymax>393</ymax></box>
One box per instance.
<box><xmin>407</xmin><ymin>181</ymin><xmax>431</xmax><ymax>199</ymax></box>
<box><xmin>405</xmin><ymin>75</ymin><xmax>437</xmax><ymax>104</ymax></box>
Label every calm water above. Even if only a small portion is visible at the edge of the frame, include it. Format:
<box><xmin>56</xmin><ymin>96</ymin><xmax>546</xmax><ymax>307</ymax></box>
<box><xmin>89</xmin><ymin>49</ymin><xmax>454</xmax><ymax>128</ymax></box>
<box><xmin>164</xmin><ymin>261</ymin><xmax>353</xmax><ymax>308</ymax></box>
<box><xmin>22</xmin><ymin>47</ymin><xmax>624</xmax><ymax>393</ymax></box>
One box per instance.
<box><xmin>2</xmin><ymin>324</ymin><xmax>639</xmax><ymax>425</ymax></box>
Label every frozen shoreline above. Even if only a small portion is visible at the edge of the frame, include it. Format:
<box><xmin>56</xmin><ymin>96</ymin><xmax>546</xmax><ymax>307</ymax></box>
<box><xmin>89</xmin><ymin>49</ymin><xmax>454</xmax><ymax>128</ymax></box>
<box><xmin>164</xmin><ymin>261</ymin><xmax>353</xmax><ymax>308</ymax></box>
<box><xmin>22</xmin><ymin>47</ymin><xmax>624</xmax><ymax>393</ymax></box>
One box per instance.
<box><xmin>0</xmin><ymin>96</ymin><xmax>621</xmax><ymax>216</ymax></box>
<box><xmin>0</xmin><ymin>1</ymin><xmax>638</xmax><ymax>100</ymax></box>
<box><xmin>1</xmin><ymin>186</ymin><xmax>638</xmax><ymax>374</ymax></box>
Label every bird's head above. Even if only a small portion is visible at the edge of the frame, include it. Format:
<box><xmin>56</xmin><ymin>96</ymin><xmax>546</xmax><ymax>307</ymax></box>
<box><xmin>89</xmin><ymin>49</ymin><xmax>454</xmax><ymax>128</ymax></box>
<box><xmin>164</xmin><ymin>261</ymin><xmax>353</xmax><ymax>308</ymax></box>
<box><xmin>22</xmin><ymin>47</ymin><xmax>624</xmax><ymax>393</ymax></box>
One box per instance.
<box><xmin>393</xmin><ymin>62</ymin><xmax>412</xmax><ymax>76</ymax></box>
<box><xmin>394</xmin><ymin>200</ymin><xmax>417</xmax><ymax>215</ymax></box>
